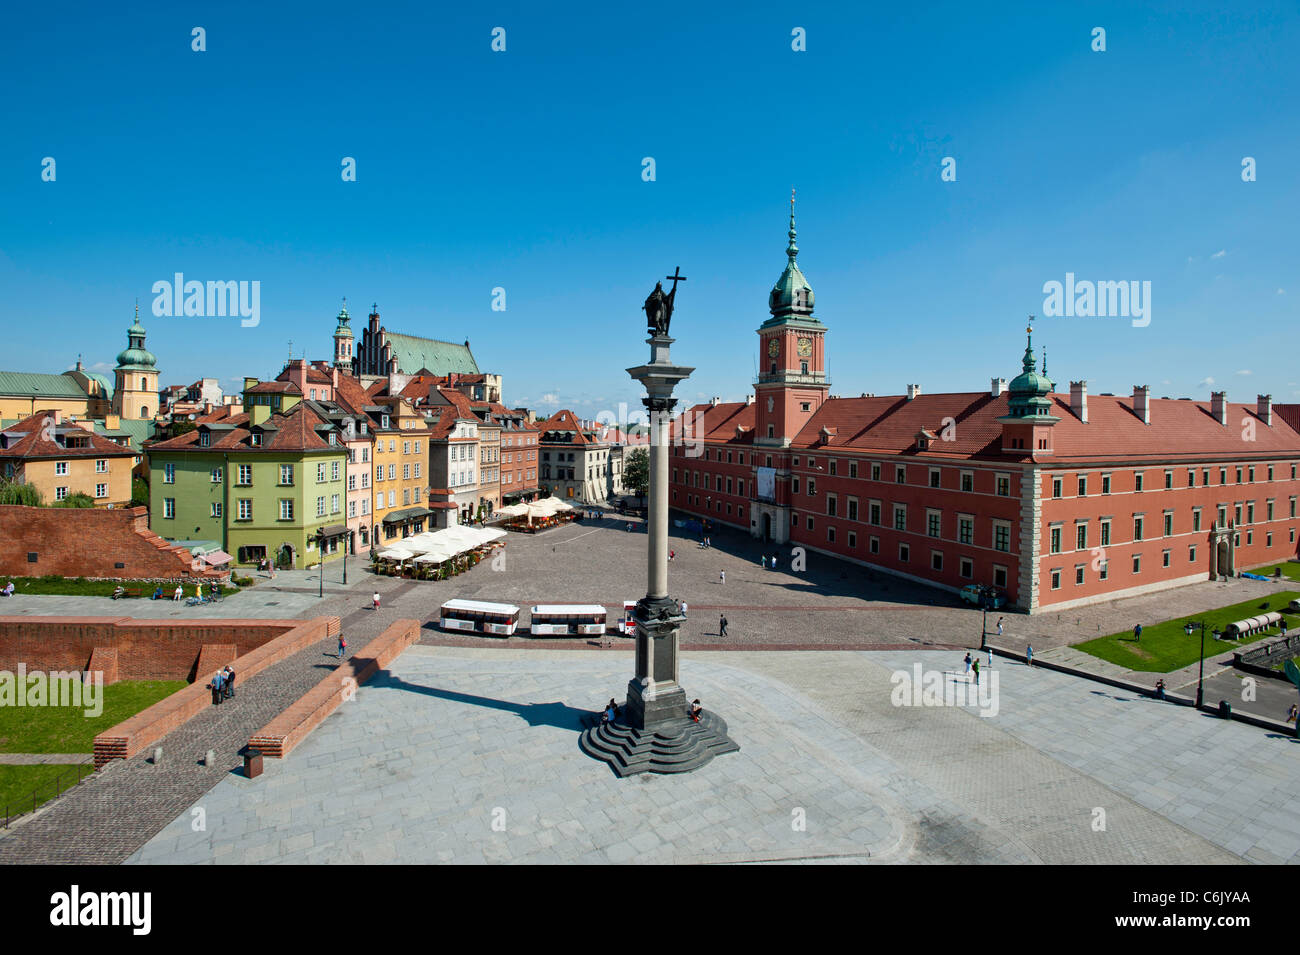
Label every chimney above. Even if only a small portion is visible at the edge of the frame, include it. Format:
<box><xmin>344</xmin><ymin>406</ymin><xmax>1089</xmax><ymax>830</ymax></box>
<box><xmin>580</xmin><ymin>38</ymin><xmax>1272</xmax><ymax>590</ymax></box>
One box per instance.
<box><xmin>1258</xmin><ymin>394</ymin><xmax>1272</xmax><ymax>426</ymax></box>
<box><xmin>710</xmin><ymin>396</ymin><xmax>721</xmax><ymax>407</ymax></box>
<box><xmin>745</xmin><ymin>394</ymin><xmax>755</xmax><ymax>405</ymax></box>
<box><xmin>1069</xmin><ymin>381</ymin><xmax>1088</xmax><ymax>423</ymax></box>
<box><xmin>990</xmin><ymin>378</ymin><xmax>1007</xmax><ymax>397</ymax></box>
<box><xmin>1211</xmin><ymin>391</ymin><xmax>1227</xmax><ymax>425</ymax></box>
<box><xmin>906</xmin><ymin>384</ymin><xmax>922</xmax><ymax>400</ymax></box>
<box><xmin>1132</xmin><ymin>385</ymin><xmax>1150</xmax><ymax>425</ymax></box>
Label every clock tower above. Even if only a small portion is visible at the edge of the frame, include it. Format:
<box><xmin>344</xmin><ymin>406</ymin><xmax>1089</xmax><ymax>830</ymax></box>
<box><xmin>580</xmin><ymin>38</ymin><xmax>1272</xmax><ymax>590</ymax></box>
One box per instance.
<box><xmin>754</xmin><ymin>193</ymin><xmax>828</xmax><ymax>447</ymax></box>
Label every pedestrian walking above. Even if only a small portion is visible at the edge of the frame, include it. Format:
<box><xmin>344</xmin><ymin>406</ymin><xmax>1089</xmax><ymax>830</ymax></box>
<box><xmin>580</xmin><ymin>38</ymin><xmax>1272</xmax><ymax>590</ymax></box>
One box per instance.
<box><xmin>963</xmin><ymin>652</ymin><xmax>972</xmax><ymax>674</ymax></box>
<box><xmin>1154</xmin><ymin>678</ymin><xmax>1166</xmax><ymax>701</ymax></box>
<box><xmin>1133</xmin><ymin>623</ymin><xmax>1143</xmax><ymax>642</ymax></box>
<box><xmin>769</xmin><ymin>555</ymin><xmax>777</xmax><ymax>570</ymax></box>
<box><xmin>971</xmin><ymin>658</ymin><xmax>980</xmax><ymax>685</ymax></box>
<box><xmin>372</xmin><ymin>591</ymin><xmax>381</xmax><ymax>611</ymax></box>
<box><xmin>986</xmin><ymin>646</ymin><xmax>993</xmax><ymax>669</ymax></box>
<box><xmin>720</xmin><ymin>614</ymin><xmax>728</xmax><ymax>637</ymax></box>
<box><xmin>720</xmin><ymin>570</ymin><xmax>726</xmax><ymax>585</ymax></box>
<box><xmin>338</xmin><ymin>636</ymin><xmax>348</xmax><ymax>659</ymax></box>
<box><xmin>1026</xmin><ymin>644</ymin><xmax>1034</xmax><ymax>667</ymax></box>
<box><xmin>996</xmin><ymin>617</ymin><xmax>1004</xmax><ymax>639</ymax></box>
<box><xmin>627</xmin><ymin>523</ymin><xmax>633</xmax><ymax>533</ymax></box>
<box><xmin>760</xmin><ymin>554</ymin><xmax>766</xmax><ymax>569</ymax></box>
<box><xmin>1288</xmin><ymin>703</ymin><xmax>1298</xmax><ymax>723</ymax></box>
<box><xmin>680</xmin><ymin>601</ymin><xmax>688</xmax><ymax>617</ymax></box>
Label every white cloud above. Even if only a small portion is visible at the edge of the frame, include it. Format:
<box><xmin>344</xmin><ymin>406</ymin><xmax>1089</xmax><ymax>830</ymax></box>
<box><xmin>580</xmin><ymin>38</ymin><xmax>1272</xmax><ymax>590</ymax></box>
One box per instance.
<box><xmin>1211</xmin><ymin>249</ymin><xmax>1227</xmax><ymax>259</ymax></box>
<box><xmin>1236</xmin><ymin>369</ymin><xmax>1252</xmax><ymax>376</ymax></box>
<box><xmin>540</xmin><ymin>392</ymin><xmax>559</xmax><ymax>404</ymax></box>
<box><xmin>1277</xmin><ymin>288</ymin><xmax>1286</xmax><ymax>295</ymax></box>
<box><xmin>1198</xmin><ymin>376</ymin><xmax>1216</xmax><ymax>388</ymax></box>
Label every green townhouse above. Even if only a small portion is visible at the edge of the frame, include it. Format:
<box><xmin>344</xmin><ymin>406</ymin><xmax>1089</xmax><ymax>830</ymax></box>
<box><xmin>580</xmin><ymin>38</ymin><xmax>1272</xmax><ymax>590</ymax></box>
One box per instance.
<box><xmin>146</xmin><ymin>390</ymin><xmax>348</xmax><ymax>569</ymax></box>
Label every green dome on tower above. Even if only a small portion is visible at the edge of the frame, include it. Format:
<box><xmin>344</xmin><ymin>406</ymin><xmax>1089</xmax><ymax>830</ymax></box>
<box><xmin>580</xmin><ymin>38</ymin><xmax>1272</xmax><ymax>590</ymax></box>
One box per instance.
<box><xmin>1006</xmin><ymin>323</ymin><xmax>1056</xmax><ymax>418</ymax></box>
<box><xmin>115</xmin><ymin>306</ymin><xmax>157</xmax><ymax>370</ymax></box>
<box><xmin>767</xmin><ymin>191</ymin><xmax>818</xmax><ymax>322</ymax></box>
<box><xmin>334</xmin><ymin>300</ymin><xmax>353</xmax><ymax>338</ymax></box>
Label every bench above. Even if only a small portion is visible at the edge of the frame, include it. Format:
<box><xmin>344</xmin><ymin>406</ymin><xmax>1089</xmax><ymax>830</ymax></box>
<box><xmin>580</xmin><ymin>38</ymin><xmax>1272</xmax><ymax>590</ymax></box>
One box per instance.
<box><xmin>112</xmin><ymin>588</ymin><xmax>142</xmax><ymax>600</ymax></box>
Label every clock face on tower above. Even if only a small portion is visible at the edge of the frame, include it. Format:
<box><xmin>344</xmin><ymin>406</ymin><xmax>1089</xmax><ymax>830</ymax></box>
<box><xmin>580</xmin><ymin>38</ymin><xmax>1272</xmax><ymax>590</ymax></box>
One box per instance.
<box><xmin>767</xmin><ymin>338</ymin><xmax>780</xmax><ymax>358</ymax></box>
<box><xmin>797</xmin><ymin>338</ymin><xmax>812</xmax><ymax>357</ymax></box>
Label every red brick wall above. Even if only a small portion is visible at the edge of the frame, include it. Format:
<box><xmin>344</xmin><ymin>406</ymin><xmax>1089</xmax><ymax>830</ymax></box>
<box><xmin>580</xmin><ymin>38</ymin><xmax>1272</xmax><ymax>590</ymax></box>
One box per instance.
<box><xmin>0</xmin><ymin>505</ymin><xmax>223</xmax><ymax>581</ymax></box>
<box><xmin>92</xmin><ymin>616</ymin><xmax>339</xmax><ymax>767</ymax></box>
<box><xmin>0</xmin><ymin>617</ymin><xmax>298</xmax><ymax>681</ymax></box>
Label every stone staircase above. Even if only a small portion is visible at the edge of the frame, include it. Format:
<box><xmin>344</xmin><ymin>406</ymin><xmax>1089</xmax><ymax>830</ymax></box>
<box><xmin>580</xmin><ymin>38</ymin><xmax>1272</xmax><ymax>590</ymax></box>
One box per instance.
<box><xmin>580</xmin><ymin>711</ymin><xmax>739</xmax><ymax>777</ymax></box>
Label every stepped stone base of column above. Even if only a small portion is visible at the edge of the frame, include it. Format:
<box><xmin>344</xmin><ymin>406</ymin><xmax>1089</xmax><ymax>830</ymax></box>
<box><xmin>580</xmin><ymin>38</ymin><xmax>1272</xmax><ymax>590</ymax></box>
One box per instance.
<box><xmin>580</xmin><ymin>710</ymin><xmax>739</xmax><ymax>777</ymax></box>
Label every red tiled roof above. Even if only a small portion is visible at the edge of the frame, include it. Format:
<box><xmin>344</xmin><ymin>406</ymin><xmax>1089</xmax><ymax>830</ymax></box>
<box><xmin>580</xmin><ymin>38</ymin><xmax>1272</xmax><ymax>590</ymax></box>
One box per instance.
<box><xmin>147</xmin><ymin>402</ymin><xmax>339</xmax><ymax>454</ymax></box>
<box><xmin>0</xmin><ymin>411</ymin><xmax>136</xmax><ymax>459</ymax></box>
<box><xmin>246</xmin><ymin>380</ymin><xmax>302</xmax><ymax>395</ymax></box>
<box><xmin>537</xmin><ymin>409</ymin><xmax>605</xmax><ymax>446</ymax></box>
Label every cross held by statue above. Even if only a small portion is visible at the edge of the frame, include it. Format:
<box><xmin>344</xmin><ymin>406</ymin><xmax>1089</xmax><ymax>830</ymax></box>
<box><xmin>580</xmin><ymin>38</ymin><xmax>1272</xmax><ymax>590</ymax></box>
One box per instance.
<box><xmin>666</xmin><ymin>267</ymin><xmax>687</xmax><ymax>295</ymax></box>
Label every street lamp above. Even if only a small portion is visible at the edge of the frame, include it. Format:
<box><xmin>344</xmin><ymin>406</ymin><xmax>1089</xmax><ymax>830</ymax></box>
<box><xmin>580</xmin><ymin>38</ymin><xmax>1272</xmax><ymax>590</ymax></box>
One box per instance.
<box><xmin>1184</xmin><ymin>620</ymin><xmax>1221</xmax><ymax>708</ymax></box>
<box><xmin>315</xmin><ymin>528</ymin><xmax>325</xmax><ymax>598</ymax></box>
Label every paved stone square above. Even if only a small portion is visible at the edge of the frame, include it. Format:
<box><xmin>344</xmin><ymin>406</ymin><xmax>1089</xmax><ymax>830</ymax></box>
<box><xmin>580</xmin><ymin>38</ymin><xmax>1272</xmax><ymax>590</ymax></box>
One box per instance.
<box><xmin>125</xmin><ymin>645</ymin><xmax>1297</xmax><ymax>865</ymax></box>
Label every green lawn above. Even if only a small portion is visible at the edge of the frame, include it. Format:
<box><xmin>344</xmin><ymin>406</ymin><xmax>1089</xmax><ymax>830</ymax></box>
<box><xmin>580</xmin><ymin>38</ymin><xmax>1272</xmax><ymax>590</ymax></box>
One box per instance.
<box><xmin>1074</xmin><ymin>591</ymin><xmax>1300</xmax><ymax>673</ymax></box>
<box><xmin>0</xmin><ymin>764</ymin><xmax>94</xmax><ymax>820</ymax></box>
<box><xmin>1249</xmin><ymin>560</ymin><xmax>1300</xmax><ymax>583</ymax></box>
<box><xmin>0</xmin><ymin>680</ymin><xmax>185</xmax><ymax>753</ymax></box>
<box><xmin>0</xmin><ymin>575</ymin><xmax>240</xmax><ymax>598</ymax></box>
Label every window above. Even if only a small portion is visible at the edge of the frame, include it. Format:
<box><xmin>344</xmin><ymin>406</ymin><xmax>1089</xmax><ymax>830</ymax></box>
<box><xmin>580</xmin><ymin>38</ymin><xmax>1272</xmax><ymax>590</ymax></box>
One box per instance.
<box><xmin>807</xmin><ymin>478</ymin><xmax>816</xmax><ymax>497</ymax></box>
<box><xmin>91</xmin><ymin>483</ymin><xmax>105</xmax><ymax>498</ymax></box>
<box><xmin>374</xmin><ymin>464</ymin><xmax>383</xmax><ymax>483</ymax></box>
<box><xmin>1051</xmin><ymin>570</ymin><xmax>1061</xmax><ymax>591</ymax></box>
<box><xmin>403</xmin><ymin>464</ymin><xmax>411</xmax><ymax>481</ymax></box>
<box><xmin>1189</xmin><ymin>545</ymin><xmax>1196</xmax><ymax>562</ymax></box>
<box><xmin>871</xmin><ymin>463</ymin><xmax>881</xmax><ymax>481</ymax></box>
<box><xmin>1163</xmin><ymin>512</ymin><xmax>1173</xmax><ymax>537</ymax></box>
<box><xmin>995</xmin><ymin>474</ymin><xmax>1010</xmax><ymax>496</ymax></box>
<box><xmin>1132</xmin><ymin>555</ymin><xmax>1141</xmax><ymax>574</ymax></box>
<box><xmin>1101</xmin><ymin>473</ymin><xmax>1111</xmax><ymax>494</ymax></box>
<box><xmin>317</xmin><ymin>462</ymin><xmax>327</xmax><ymax>483</ymax></box>
<box><xmin>958</xmin><ymin>516</ymin><xmax>973</xmax><ymax>544</ymax></box>
<box><xmin>993</xmin><ymin>565</ymin><xmax>1008</xmax><ymax>588</ymax></box>
<box><xmin>210</xmin><ymin>467</ymin><xmax>222</xmax><ymax>483</ymax></box>
<box><xmin>869</xmin><ymin>536</ymin><xmax>880</xmax><ymax>554</ymax></box>
<box><xmin>899</xmin><ymin>543</ymin><xmax>910</xmax><ymax>562</ymax></box>
<box><xmin>415</xmin><ymin>462</ymin><xmax>422</xmax><ymax>479</ymax></box>
<box><xmin>927</xmin><ymin>510</ymin><xmax>942</xmax><ymax>538</ymax></box>
<box><xmin>1050</xmin><ymin>526</ymin><xmax>1062</xmax><ymax>554</ymax></box>
<box><xmin>1075</xmin><ymin>565</ymin><xmax>1085</xmax><ymax>585</ymax></box>
<box><xmin>993</xmin><ymin>523</ymin><xmax>1010</xmax><ymax>552</ymax></box>
<box><xmin>895</xmin><ymin>466</ymin><xmax>906</xmax><ymax>484</ymax></box>
<box><xmin>237</xmin><ymin>464</ymin><xmax>252</xmax><ymax>485</ymax></box>
<box><xmin>1187</xmin><ymin>469</ymin><xmax>1195</xmax><ymax>487</ymax></box>
<box><xmin>826</xmin><ymin>494</ymin><xmax>837</xmax><ymax>516</ymax></box>
<box><xmin>1076</xmin><ymin>523</ymin><xmax>1087</xmax><ymax>550</ymax></box>
<box><xmin>869</xmin><ymin>501</ymin><xmax>881</xmax><ymax>526</ymax></box>
<box><xmin>1202</xmin><ymin>469</ymin><xmax>1209</xmax><ymax>486</ymax></box>
<box><xmin>1162</xmin><ymin>549</ymin><xmax>1171</xmax><ymax>568</ymax></box>
<box><xmin>1078</xmin><ymin>476</ymin><xmax>1087</xmax><ymax>496</ymax></box>
<box><xmin>238</xmin><ymin>499</ymin><xmax>252</xmax><ymax>521</ymax></box>
<box><xmin>1192</xmin><ymin>508</ymin><xmax>1202</xmax><ymax>532</ymax></box>
<box><xmin>280</xmin><ymin>499</ymin><xmax>294</xmax><ymax>521</ymax></box>
<box><xmin>1099</xmin><ymin>560</ymin><xmax>1108</xmax><ymax>581</ymax></box>
<box><xmin>849</xmin><ymin>461</ymin><xmax>858</xmax><ymax>479</ymax></box>
<box><xmin>1165</xmin><ymin>470</ymin><xmax>1173</xmax><ymax>490</ymax></box>
<box><xmin>277</xmin><ymin>464</ymin><xmax>293</xmax><ymax>485</ymax></box>
<box><xmin>164</xmin><ymin>463</ymin><xmax>175</xmax><ymax>484</ymax></box>
<box><xmin>807</xmin><ymin>516</ymin><xmax>814</xmax><ymax>530</ymax></box>
<box><xmin>1134</xmin><ymin>517</ymin><xmax>1144</xmax><ymax>541</ymax></box>
<box><xmin>929</xmin><ymin>468</ymin><xmax>941</xmax><ymax>489</ymax></box>
<box><xmin>1220</xmin><ymin>468</ymin><xmax>1227</xmax><ymax>484</ymax></box>
<box><xmin>931</xmin><ymin>551</ymin><xmax>943</xmax><ymax>571</ymax></box>
<box><xmin>847</xmin><ymin>531</ymin><xmax>856</xmax><ymax>548</ymax></box>
<box><xmin>1135</xmin><ymin>473</ymin><xmax>1144</xmax><ymax>492</ymax></box>
<box><xmin>1267</xmin><ymin>500</ymin><xmax>1275</xmax><ymax>521</ymax></box>
<box><xmin>1101</xmin><ymin>520</ymin><xmax>1111</xmax><ymax>545</ymax></box>
<box><xmin>959</xmin><ymin>557</ymin><xmax>973</xmax><ymax>579</ymax></box>
<box><xmin>332</xmin><ymin>461</ymin><xmax>340</xmax><ymax>481</ymax></box>
<box><xmin>1052</xmin><ymin>477</ymin><xmax>1062</xmax><ymax>498</ymax></box>
<box><xmin>163</xmin><ymin>497</ymin><xmax>175</xmax><ymax>518</ymax></box>
<box><xmin>95</xmin><ymin>459</ymin><xmax>107</xmax><ymax>473</ymax></box>
<box><xmin>893</xmin><ymin>505</ymin><xmax>907</xmax><ymax>531</ymax></box>
<box><xmin>847</xmin><ymin>498</ymin><xmax>858</xmax><ymax>522</ymax></box>
<box><xmin>331</xmin><ymin>493</ymin><xmax>340</xmax><ymax>514</ymax></box>
<box><xmin>388</xmin><ymin>464</ymin><xmax>395</xmax><ymax>480</ymax></box>
<box><xmin>960</xmin><ymin>471</ymin><xmax>973</xmax><ymax>492</ymax></box>
<box><xmin>403</xmin><ymin>441</ymin><xmax>410</xmax><ymax>455</ymax></box>
<box><xmin>210</xmin><ymin>502</ymin><xmax>222</xmax><ymax>518</ymax></box>
<box><xmin>827</xmin><ymin>526</ymin><xmax>835</xmax><ymax>543</ymax></box>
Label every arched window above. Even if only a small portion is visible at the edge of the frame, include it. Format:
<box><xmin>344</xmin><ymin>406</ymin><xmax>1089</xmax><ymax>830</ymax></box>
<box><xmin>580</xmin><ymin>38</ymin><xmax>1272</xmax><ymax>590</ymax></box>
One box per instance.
<box><xmin>141</xmin><ymin>406</ymin><xmax>149</xmax><ymax>418</ymax></box>
<box><xmin>141</xmin><ymin>376</ymin><xmax>147</xmax><ymax>390</ymax></box>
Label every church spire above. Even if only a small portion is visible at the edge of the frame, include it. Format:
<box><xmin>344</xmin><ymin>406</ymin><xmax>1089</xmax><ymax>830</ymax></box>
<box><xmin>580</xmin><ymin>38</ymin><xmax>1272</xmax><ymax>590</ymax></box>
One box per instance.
<box><xmin>786</xmin><ymin>188</ymin><xmax>799</xmax><ymax>262</ymax></box>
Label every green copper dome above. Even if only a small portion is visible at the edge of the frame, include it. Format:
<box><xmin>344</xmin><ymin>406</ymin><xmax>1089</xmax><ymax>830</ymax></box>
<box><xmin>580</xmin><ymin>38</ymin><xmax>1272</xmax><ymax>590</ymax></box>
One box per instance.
<box><xmin>768</xmin><ymin>196</ymin><xmax>816</xmax><ymax>319</ymax></box>
<box><xmin>1006</xmin><ymin>325</ymin><xmax>1056</xmax><ymax>417</ymax></box>
<box><xmin>115</xmin><ymin>307</ymin><xmax>157</xmax><ymax>370</ymax></box>
<box><xmin>334</xmin><ymin>300</ymin><xmax>353</xmax><ymax>338</ymax></box>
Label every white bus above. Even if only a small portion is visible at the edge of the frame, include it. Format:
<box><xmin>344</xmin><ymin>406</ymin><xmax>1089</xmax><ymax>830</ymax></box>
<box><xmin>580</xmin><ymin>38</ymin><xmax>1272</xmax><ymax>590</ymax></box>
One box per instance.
<box><xmin>529</xmin><ymin>604</ymin><xmax>608</xmax><ymax>637</ymax></box>
<box><xmin>439</xmin><ymin>599</ymin><xmax>521</xmax><ymax>636</ymax></box>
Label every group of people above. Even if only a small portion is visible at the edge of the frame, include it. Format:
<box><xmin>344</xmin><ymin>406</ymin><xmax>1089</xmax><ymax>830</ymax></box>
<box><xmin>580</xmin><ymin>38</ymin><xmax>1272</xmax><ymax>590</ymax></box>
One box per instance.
<box><xmin>598</xmin><ymin>697</ymin><xmax>705</xmax><ymax>725</ymax></box>
<box><xmin>759</xmin><ymin>555</ymin><xmax>777</xmax><ymax>570</ymax></box>
<box><xmin>0</xmin><ymin>581</ymin><xmax>14</xmax><ymax>597</ymax></box>
<box><xmin>209</xmin><ymin>666</ymin><xmax>236</xmax><ymax>704</ymax></box>
<box><xmin>962</xmin><ymin>652</ymin><xmax>985</xmax><ymax>685</ymax></box>
<box><xmin>259</xmin><ymin>557</ymin><xmax>276</xmax><ymax>579</ymax></box>
<box><xmin>698</xmin><ymin>537</ymin><xmax>711</xmax><ymax>549</ymax></box>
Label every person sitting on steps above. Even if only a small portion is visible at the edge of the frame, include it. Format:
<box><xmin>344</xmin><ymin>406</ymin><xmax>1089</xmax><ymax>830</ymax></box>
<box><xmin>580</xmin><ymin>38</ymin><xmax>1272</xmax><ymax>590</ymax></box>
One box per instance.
<box><xmin>689</xmin><ymin>699</ymin><xmax>703</xmax><ymax>722</ymax></box>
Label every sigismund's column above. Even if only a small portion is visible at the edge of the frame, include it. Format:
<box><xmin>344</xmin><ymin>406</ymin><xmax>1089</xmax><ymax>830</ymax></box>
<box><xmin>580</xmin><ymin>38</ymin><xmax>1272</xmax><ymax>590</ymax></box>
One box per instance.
<box><xmin>624</xmin><ymin>331</ymin><xmax>692</xmax><ymax>728</ymax></box>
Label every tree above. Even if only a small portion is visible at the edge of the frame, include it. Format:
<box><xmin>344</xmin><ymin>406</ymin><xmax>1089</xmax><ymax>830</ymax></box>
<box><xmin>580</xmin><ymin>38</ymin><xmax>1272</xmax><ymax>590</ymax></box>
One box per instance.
<box><xmin>131</xmin><ymin>477</ymin><xmax>150</xmax><ymax>507</ymax></box>
<box><xmin>52</xmin><ymin>492</ymin><xmax>95</xmax><ymax>508</ymax></box>
<box><xmin>0</xmin><ymin>480</ymin><xmax>42</xmax><ymax>506</ymax></box>
<box><xmin>624</xmin><ymin>447</ymin><xmax>649</xmax><ymax>503</ymax></box>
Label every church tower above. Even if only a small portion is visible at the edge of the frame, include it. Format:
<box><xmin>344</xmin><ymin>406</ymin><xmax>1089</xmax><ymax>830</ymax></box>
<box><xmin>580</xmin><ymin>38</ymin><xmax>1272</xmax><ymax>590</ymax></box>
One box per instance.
<box><xmin>753</xmin><ymin>192</ymin><xmax>829</xmax><ymax>447</ymax></box>
<box><xmin>112</xmin><ymin>305</ymin><xmax>160</xmax><ymax>420</ymax></box>
<box><xmin>997</xmin><ymin>322</ymin><xmax>1059</xmax><ymax>457</ymax></box>
<box><xmin>333</xmin><ymin>300</ymin><xmax>354</xmax><ymax>373</ymax></box>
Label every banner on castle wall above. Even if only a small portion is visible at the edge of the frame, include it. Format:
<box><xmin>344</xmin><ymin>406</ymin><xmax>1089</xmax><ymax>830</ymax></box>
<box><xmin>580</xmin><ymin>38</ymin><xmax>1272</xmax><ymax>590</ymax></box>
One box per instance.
<box><xmin>756</xmin><ymin>467</ymin><xmax>776</xmax><ymax>502</ymax></box>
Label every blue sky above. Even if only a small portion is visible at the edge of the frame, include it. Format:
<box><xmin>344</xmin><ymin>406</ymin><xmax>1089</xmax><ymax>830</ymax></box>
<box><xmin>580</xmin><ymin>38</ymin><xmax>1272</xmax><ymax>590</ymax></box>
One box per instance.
<box><xmin>1</xmin><ymin>1</ymin><xmax>1296</xmax><ymax>421</ymax></box>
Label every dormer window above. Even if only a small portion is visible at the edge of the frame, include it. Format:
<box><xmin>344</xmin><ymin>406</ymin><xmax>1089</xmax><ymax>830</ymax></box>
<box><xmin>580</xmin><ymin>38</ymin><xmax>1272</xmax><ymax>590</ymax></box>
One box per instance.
<box><xmin>381</xmin><ymin>414</ymin><xmax>390</xmax><ymax>429</ymax></box>
<box><xmin>250</xmin><ymin>432</ymin><xmax>262</xmax><ymax>447</ymax></box>
<box><xmin>199</xmin><ymin>431</ymin><xmax>211</xmax><ymax>447</ymax></box>
<box><xmin>329</xmin><ymin>433</ymin><xmax>337</xmax><ymax>445</ymax></box>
